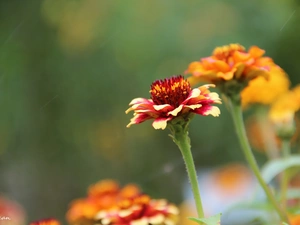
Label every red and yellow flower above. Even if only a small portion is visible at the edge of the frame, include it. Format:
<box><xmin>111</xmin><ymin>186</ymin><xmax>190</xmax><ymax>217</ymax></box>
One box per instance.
<box><xmin>125</xmin><ymin>75</ymin><xmax>221</xmax><ymax>130</ymax></box>
<box><xmin>30</xmin><ymin>218</ymin><xmax>60</xmax><ymax>225</ymax></box>
<box><xmin>95</xmin><ymin>195</ymin><xmax>179</xmax><ymax>225</ymax></box>
<box><xmin>66</xmin><ymin>180</ymin><xmax>141</xmax><ymax>224</ymax></box>
<box><xmin>66</xmin><ymin>179</ymin><xmax>178</xmax><ymax>225</ymax></box>
<box><xmin>185</xmin><ymin>43</ymin><xmax>274</xmax><ymax>86</ymax></box>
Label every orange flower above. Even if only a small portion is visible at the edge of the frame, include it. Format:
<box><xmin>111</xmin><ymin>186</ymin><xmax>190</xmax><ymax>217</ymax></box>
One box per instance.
<box><xmin>186</xmin><ymin>44</ymin><xmax>273</xmax><ymax>86</ymax></box>
<box><xmin>30</xmin><ymin>218</ymin><xmax>60</xmax><ymax>225</ymax></box>
<box><xmin>125</xmin><ymin>75</ymin><xmax>221</xmax><ymax>130</ymax></box>
<box><xmin>95</xmin><ymin>195</ymin><xmax>179</xmax><ymax>225</ymax></box>
<box><xmin>241</xmin><ymin>66</ymin><xmax>290</xmax><ymax>108</ymax></box>
<box><xmin>66</xmin><ymin>180</ymin><xmax>142</xmax><ymax>224</ymax></box>
<box><xmin>289</xmin><ymin>214</ymin><xmax>300</xmax><ymax>225</ymax></box>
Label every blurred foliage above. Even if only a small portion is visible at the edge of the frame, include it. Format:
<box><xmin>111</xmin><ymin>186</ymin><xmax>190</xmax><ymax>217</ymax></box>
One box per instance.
<box><xmin>0</xmin><ymin>0</ymin><xmax>299</xmax><ymax>223</ymax></box>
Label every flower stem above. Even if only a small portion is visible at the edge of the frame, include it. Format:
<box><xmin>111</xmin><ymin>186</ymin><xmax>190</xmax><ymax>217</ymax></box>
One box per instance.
<box><xmin>172</xmin><ymin>127</ymin><xmax>205</xmax><ymax>220</ymax></box>
<box><xmin>228</xmin><ymin>99</ymin><xmax>289</xmax><ymax>224</ymax></box>
<box><xmin>280</xmin><ymin>139</ymin><xmax>291</xmax><ymax>210</ymax></box>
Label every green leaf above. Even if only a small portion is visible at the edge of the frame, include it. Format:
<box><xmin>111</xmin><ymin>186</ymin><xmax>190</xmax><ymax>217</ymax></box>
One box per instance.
<box><xmin>282</xmin><ymin>222</ymin><xmax>289</xmax><ymax>225</ymax></box>
<box><xmin>261</xmin><ymin>155</ymin><xmax>300</xmax><ymax>183</ymax></box>
<box><xmin>189</xmin><ymin>213</ymin><xmax>221</xmax><ymax>225</ymax></box>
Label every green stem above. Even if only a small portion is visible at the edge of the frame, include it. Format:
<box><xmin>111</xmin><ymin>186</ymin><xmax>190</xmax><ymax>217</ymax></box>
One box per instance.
<box><xmin>172</xmin><ymin>128</ymin><xmax>205</xmax><ymax>219</ymax></box>
<box><xmin>228</xmin><ymin>99</ymin><xmax>289</xmax><ymax>224</ymax></box>
<box><xmin>280</xmin><ymin>139</ymin><xmax>291</xmax><ymax>209</ymax></box>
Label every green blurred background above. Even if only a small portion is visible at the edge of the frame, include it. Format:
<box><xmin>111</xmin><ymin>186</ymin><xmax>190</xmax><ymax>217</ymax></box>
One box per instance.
<box><xmin>0</xmin><ymin>0</ymin><xmax>299</xmax><ymax>223</ymax></box>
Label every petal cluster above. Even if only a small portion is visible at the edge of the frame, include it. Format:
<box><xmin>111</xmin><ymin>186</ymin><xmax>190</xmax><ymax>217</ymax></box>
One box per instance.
<box><xmin>185</xmin><ymin>43</ymin><xmax>275</xmax><ymax>85</ymax></box>
<box><xmin>66</xmin><ymin>180</ymin><xmax>179</xmax><ymax>225</ymax></box>
<box><xmin>126</xmin><ymin>76</ymin><xmax>221</xmax><ymax>130</ymax></box>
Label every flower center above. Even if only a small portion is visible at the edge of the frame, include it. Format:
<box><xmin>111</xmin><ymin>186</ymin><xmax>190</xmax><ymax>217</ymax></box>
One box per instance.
<box><xmin>213</xmin><ymin>43</ymin><xmax>245</xmax><ymax>60</ymax></box>
<box><xmin>150</xmin><ymin>75</ymin><xmax>191</xmax><ymax>107</ymax></box>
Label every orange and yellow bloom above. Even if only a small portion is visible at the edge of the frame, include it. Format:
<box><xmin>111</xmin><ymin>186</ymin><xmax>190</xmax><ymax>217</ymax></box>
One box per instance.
<box><xmin>185</xmin><ymin>43</ymin><xmax>274</xmax><ymax>86</ymax></box>
<box><xmin>95</xmin><ymin>195</ymin><xmax>179</xmax><ymax>225</ymax></box>
<box><xmin>66</xmin><ymin>180</ymin><xmax>141</xmax><ymax>224</ymax></box>
<box><xmin>125</xmin><ymin>75</ymin><xmax>221</xmax><ymax>130</ymax></box>
<box><xmin>289</xmin><ymin>214</ymin><xmax>300</xmax><ymax>225</ymax></box>
<box><xmin>66</xmin><ymin>179</ymin><xmax>179</xmax><ymax>225</ymax></box>
<box><xmin>30</xmin><ymin>218</ymin><xmax>60</xmax><ymax>225</ymax></box>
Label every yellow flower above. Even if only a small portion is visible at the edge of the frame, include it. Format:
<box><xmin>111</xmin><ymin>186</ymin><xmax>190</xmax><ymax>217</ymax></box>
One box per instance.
<box><xmin>241</xmin><ymin>66</ymin><xmax>290</xmax><ymax>108</ymax></box>
<box><xmin>126</xmin><ymin>75</ymin><xmax>221</xmax><ymax>130</ymax></box>
<box><xmin>30</xmin><ymin>219</ymin><xmax>60</xmax><ymax>225</ymax></box>
<box><xmin>269</xmin><ymin>85</ymin><xmax>300</xmax><ymax>125</ymax></box>
<box><xmin>269</xmin><ymin>85</ymin><xmax>300</xmax><ymax>138</ymax></box>
<box><xmin>186</xmin><ymin>44</ymin><xmax>274</xmax><ymax>84</ymax></box>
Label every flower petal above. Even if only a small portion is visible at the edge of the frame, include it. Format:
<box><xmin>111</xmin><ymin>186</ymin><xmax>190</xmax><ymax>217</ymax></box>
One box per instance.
<box><xmin>194</xmin><ymin>105</ymin><xmax>220</xmax><ymax>117</ymax></box>
<box><xmin>184</xmin><ymin>104</ymin><xmax>202</xmax><ymax>110</ymax></box>
<box><xmin>127</xmin><ymin>114</ymin><xmax>153</xmax><ymax>127</ymax></box>
<box><xmin>153</xmin><ymin>104</ymin><xmax>173</xmax><ymax>112</ymax></box>
<box><xmin>152</xmin><ymin>117</ymin><xmax>172</xmax><ymax>130</ymax></box>
<box><xmin>167</xmin><ymin>105</ymin><xmax>183</xmax><ymax>116</ymax></box>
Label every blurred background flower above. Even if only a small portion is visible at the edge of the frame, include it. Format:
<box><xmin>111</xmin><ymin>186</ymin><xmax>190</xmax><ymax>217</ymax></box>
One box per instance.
<box><xmin>0</xmin><ymin>195</ymin><xmax>26</xmax><ymax>225</ymax></box>
<box><xmin>0</xmin><ymin>0</ymin><xmax>299</xmax><ymax>224</ymax></box>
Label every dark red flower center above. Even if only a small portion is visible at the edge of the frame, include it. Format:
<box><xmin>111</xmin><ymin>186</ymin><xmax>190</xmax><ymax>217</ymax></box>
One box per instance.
<box><xmin>150</xmin><ymin>75</ymin><xmax>191</xmax><ymax>107</ymax></box>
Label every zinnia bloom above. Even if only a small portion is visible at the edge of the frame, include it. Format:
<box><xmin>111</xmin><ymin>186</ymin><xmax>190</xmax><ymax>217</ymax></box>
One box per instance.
<box><xmin>269</xmin><ymin>85</ymin><xmax>300</xmax><ymax>138</ymax></box>
<box><xmin>186</xmin><ymin>43</ymin><xmax>274</xmax><ymax>85</ymax></box>
<box><xmin>269</xmin><ymin>85</ymin><xmax>300</xmax><ymax>126</ymax></box>
<box><xmin>95</xmin><ymin>194</ymin><xmax>179</xmax><ymax>225</ymax></box>
<box><xmin>66</xmin><ymin>180</ymin><xmax>141</xmax><ymax>224</ymax></box>
<box><xmin>241</xmin><ymin>66</ymin><xmax>290</xmax><ymax>108</ymax></box>
<box><xmin>30</xmin><ymin>218</ymin><xmax>60</xmax><ymax>225</ymax></box>
<box><xmin>125</xmin><ymin>75</ymin><xmax>221</xmax><ymax>130</ymax></box>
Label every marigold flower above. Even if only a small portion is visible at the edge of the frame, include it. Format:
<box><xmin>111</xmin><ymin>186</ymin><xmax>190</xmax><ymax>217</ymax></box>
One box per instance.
<box><xmin>241</xmin><ymin>66</ymin><xmax>290</xmax><ymax>108</ymax></box>
<box><xmin>30</xmin><ymin>218</ymin><xmax>60</xmax><ymax>225</ymax></box>
<box><xmin>95</xmin><ymin>194</ymin><xmax>179</xmax><ymax>225</ymax></box>
<box><xmin>66</xmin><ymin>180</ymin><xmax>142</xmax><ymax>224</ymax></box>
<box><xmin>125</xmin><ymin>75</ymin><xmax>221</xmax><ymax>130</ymax></box>
<box><xmin>186</xmin><ymin>43</ymin><xmax>273</xmax><ymax>85</ymax></box>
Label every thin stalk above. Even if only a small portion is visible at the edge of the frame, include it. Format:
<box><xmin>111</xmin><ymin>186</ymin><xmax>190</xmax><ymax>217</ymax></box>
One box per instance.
<box><xmin>228</xmin><ymin>99</ymin><xmax>289</xmax><ymax>224</ymax></box>
<box><xmin>173</xmin><ymin>128</ymin><xmax>205</xmax><ymax>219</ymax></box>
<box><xmin>280</xmin><ymin>139</ymin><xmax>291</xmax><ymax>209</ymax></box>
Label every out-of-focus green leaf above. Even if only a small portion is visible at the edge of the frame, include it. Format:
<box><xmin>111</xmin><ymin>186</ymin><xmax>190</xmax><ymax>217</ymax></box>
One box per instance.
<box><xmin>189</xmin><ymin>213</ymin><xmax>221</xmax><ymax>225</ymax></box>
<box><xmin>261</xmin><ymin>155</ymin><xmax>300</xmax><ymax>183</ymax></box>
